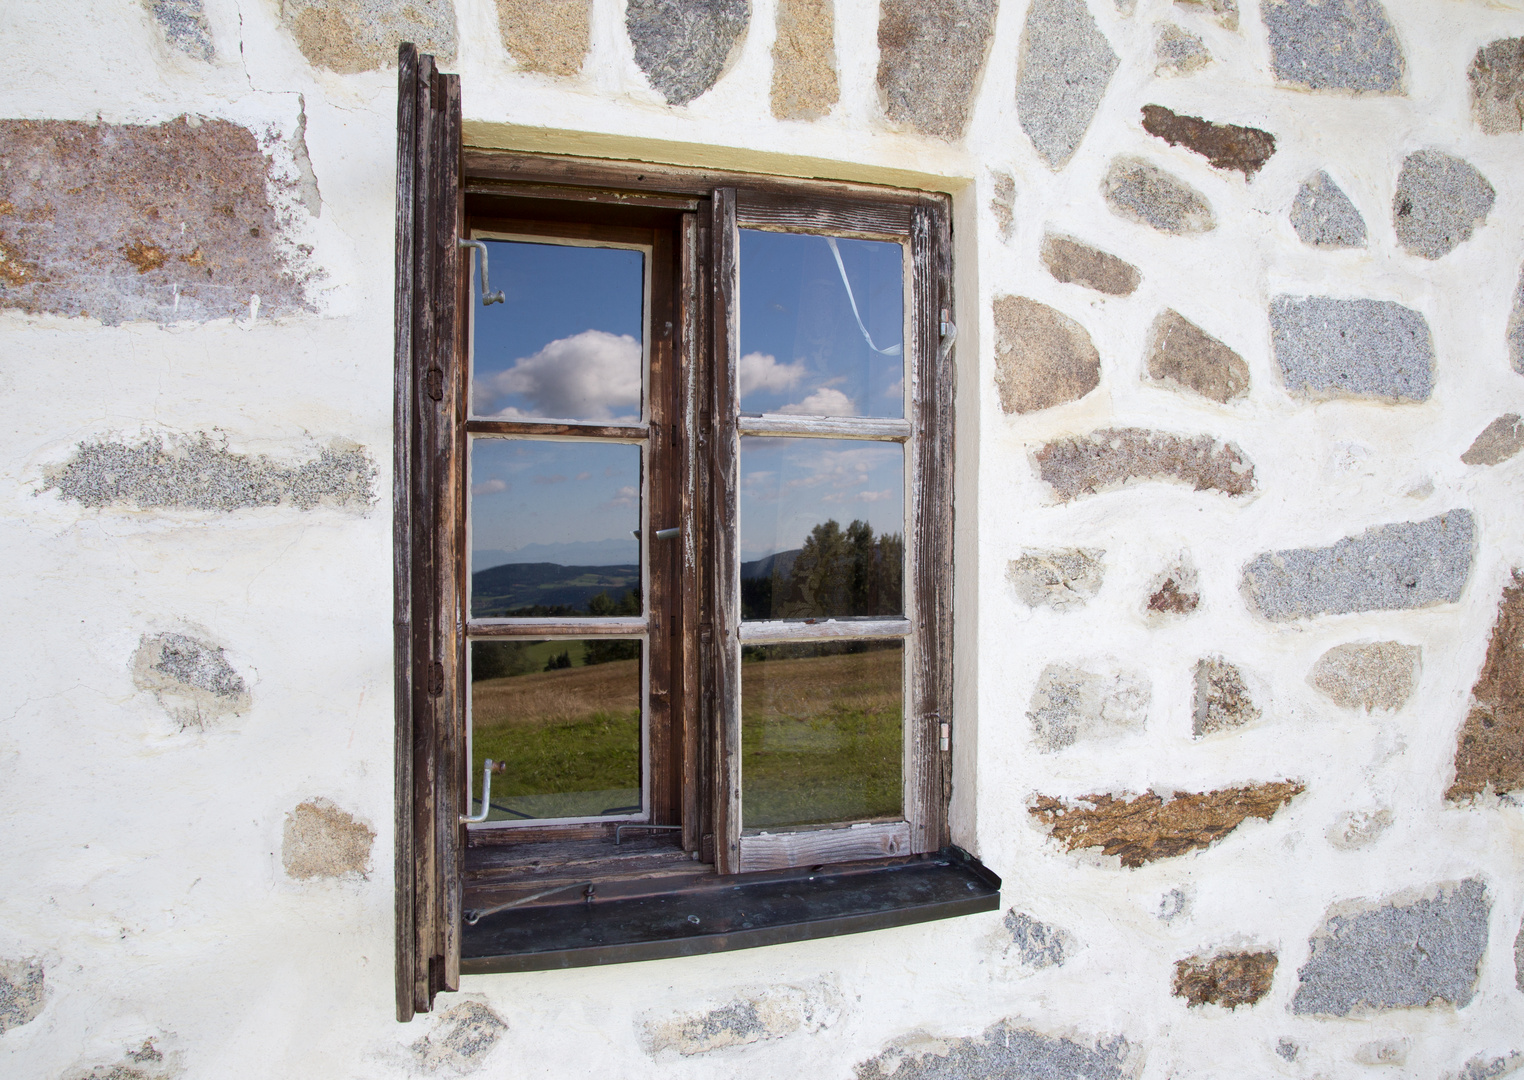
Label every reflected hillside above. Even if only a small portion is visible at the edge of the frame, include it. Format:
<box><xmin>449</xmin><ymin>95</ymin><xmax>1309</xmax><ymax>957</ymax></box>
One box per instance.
<box><xmin>471</xmin><ymin>563</ymin><xmax>639</xmax><ymax>617</ymax></box>
<box><xmin>742</xmin><ymin>518</ymin><xmax>903</xmax><ymax>621</ymax></box>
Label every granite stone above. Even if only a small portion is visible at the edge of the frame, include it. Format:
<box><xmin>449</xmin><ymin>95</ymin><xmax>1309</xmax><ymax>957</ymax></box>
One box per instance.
<box><xmin>1028</xmin><ymin>663</ymin><xmax>1150</xmax><ymax>752</ymax></box>
<box><xmin>1510</xmin><ymin>266</ymin><xmax>1524</xmax><ymax>376</ymax></box>
<box><xmin>1393</xmin><ymin>150</ymin><xmax>1494</xmax><ymax>260</ymax></box>
<box><xmin>855</xmin><ymin>1021</ymin><xmax>1131</xmax><ymax>1080</ymax></box>
<box><xmin>0</xmin><ymin>959</ymin><xmax>44</xmax><ymax>1033</ymax></box>
<box><xmin>410</xmin><ymin>1002</ymin><xmax>507</xmax><ymax>1071</ymax></box>
<box><xmin>1241</xmin><ymin>510</ymin><xmax>1475</xmax><ymax>621</ymax></box>
<box><xmin>1291</xmin><ymin>171</ymin><xmax>1367</xmax><ymax>248</ymax></box>
<box><xmin>1016</xmin><ymin>0</ymin><xmax>1118</xmax><ymax>168</ymax></box>
<box><xmin>878</xmin><ymin>0</ymin><xmax>998</xmax><ymax>141</ymax></box>
<box><xmin>283</xmin><ymin>0</ymin><xmax>456</xmax><ymax>72</ymax></box>
<box><xmin>146</xmin><ymin>0</ymin><xmax>214</xmax><ymax>61</ymax></box>
<box><xmin>1102</xmin><ymin>156</ymin><xmax>1216</xmax><ymax>235</ymax></box>
<box><xmin>771</xmin><ymin>0</ymin><xmax>837</xmax><ymax>120</ymax></box>
<box><xmin>1040</xmin><ymin>234</ymin><xmax>1140</xmax><ymax>296</ymax></box>
<box><xmin>1146</xmin><ymin>310</ymin><xmax>1249</xmax><ymax>403</ymax></box>
<box><xmin>993</xmin><ymin>295</ymin><xmax>1101</xmax><ymax>414</ymax></box>
<box><xmin>990</xmin><ymin>172</ymin><xmax>1017</xmax><ymax>241</ymax></box>
<box><xmin>1462</xmin><ymin>415</ymin><xmax>1524</xmax><ymax>467</ymax></box>
<box><xmin>627</xmin><ymin>0</ymin><xmax>749</xmax><ymax>106</ymax></box>
<box><xmin>1269</xmin><ymin>296</ymin><xmax>1434</xmax><ymax>402</ymax></box>
<box><xmin>1007</xmin><ymin>548</ymin><xmax>1106</xmax><ymax>610</ymax></box>
<box><xmin>1035</xmin><ymin>428</ymin><xmax>1256</xmax><ymax>502</ymax></box>
<box><xmin>1292</xmin><ymin>879</ymin><xmax>1489</xmax><ymax>1015</ymax></box>
<box><xmin>1003</xmin><ymin>911</ymin><xmax>1070</xmax><ymax>968</ymax></box>
<box><xmin>497</xmin><ymin>0</ymin><xmax>590</xmax><ymax>77</ymax></box>
<box><xmin>1193</xmin><ymin>657</ymin><xmax>1260</xmax><ymax>736</ymax></box>
<box><xmin>1155</xmin><ymin>24</ymin><xmax>1211</xmax><ymax>77</ymax></box>
<box><xmin>1262</xmin><ymin>0</ymin><xmax>1403</xmax><ymax>94</ymax></box>
<box><xmin>1176</xmin><ymin>0</ymin><xmax>1237</xmax><ymax>30</ymax></box>
<box><xmin>1309</xmin><ymin>642</ymin><xmax>1420</xmax><ymax>711</ymax></box>
<box><xmin>1469</xmin><ymin>38</ymin><xmax>1524</xmax><ymax>134</ymax></box>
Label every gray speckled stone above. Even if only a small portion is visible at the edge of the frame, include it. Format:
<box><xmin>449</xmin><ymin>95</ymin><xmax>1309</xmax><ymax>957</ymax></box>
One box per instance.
<box><xmin>878</xmin><ymin>0</ymin><xmax>999</xmax><ymax>141</ymax></box>
<box><xmin>1292</xmin><ymin>879</ymin><xmax>1489</xmax><ymax>1015</ymax></box>
<box><xmin>1003</xmin><ymin>911</ymin><xmax>1070</xmax><ymax>968</ymax></box>
<box><xmin>1510</xmin><ymin>267</ymin><xmax>1524</xmax><ymax>376</ymax></box>
<box><xmin>627</xmin><ymin>0</ymin><xmax>749</xmax><ymax>106</ymax></box>
<box><xmin>146</xmin><ymin>0</ymin><xmax>214</xmax><ymax>61</ymax></box>
<box><xmin>1155</xmin><ymin>24</ymin><xmax>1211</xmax><ymax>77</ymax></box>
<box><xmin>1102</xmin><ymin>156</ymin><xmax>1215</xmax><ymax>235</ymax></box>
<box><xmin>1028</xmin><ymin>662</ymin><xmax>1150</xmax><ymax>752</ymax></box>
<box><xmin>1393</xmin><ymin>150</ymin><xmax>1494</xmax><ymax>260</ymax></box>
<box><xmin>1262</xmin><ymin>0</ymin><xmax>1403</xmax><ymax>94</ymax></box>
<box><xmin>1007</xmin><ymin>548</ymin><xmax>1106</xmax><ymax>610</ymax></box>
<box><xmin>855</xmin><ymin>1021</ymin><xmax>1131</xmax><ymax>1080</ymax></box>
<box><xmin>1516</xmin><ymin>912</ymin><xmax>1523</xmax><ymax>992</ymax></box>
<box><xmin>1469</xmin><ymin>38</ymin><xmax>1524</xmax><ymax>134</ymax></box>
<box><xmin>1242</xmin><ymin>510</ymin><xmax>1475</xmax><ymax>621</ymax></box>
<box><xmin>1016</xmin><ymin>0</ymin><xmax>1118</xmax><ymax>169</ymax></box>
<box><xmin>1270</xmin><ymin>296</ymin><xmax>1433</xmax><ymax>402</ymax></box>
<box><xmin>1291</xmin><ymin>171</ymin><xmax>1366</xmax><ymax>248</ymax></box>
<box><xmin>0</xmin><ymin>958</ymin><xmax>44</xmax><ymax>1033</ymax></box>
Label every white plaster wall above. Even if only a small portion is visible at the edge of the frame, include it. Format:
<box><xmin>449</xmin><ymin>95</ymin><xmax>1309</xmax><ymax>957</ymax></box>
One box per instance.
<box><xmin>0</xmin><ymin>0</ymin><xmax>1521</xmax><ymax>1077</ymax></box>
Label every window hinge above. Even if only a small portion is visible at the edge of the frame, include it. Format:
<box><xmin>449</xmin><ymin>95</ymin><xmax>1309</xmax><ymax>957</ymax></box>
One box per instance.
<box><xmin>940</xmin><ymin>722</ymin><xmax>950</xmax><ymax>752</ymax></box>
<box><xmin>424</xmin><ymin>368</ymin><xmax>444</xmax><ymax>401</ymax></box>
<box><xmin>428</xmin><ymin>661</ymin><xmax>444</xmax><ymax>696</ymax></box>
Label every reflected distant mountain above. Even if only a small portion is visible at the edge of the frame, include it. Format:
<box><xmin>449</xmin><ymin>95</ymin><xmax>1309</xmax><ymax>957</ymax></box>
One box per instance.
<box><xmin>472</xmin><ymin>562</ymin><xmax>638</xmax><ymax>617</ymax></box>
<box><xmin>474</xmin><ymin>538</ymin><xmax>639</xmax><ymax>569</ymax></box>
<box><xmin>740</xmin><ymin>549</ymin><xmax>800</xmax><ymax>581</ymax></box>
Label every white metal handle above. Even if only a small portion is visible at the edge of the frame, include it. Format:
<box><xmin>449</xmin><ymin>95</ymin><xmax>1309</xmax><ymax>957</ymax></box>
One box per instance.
<box><xmin>461</xmin><ymin>759</ymin><xmax>504</xmax><ymax>823</ymax></box>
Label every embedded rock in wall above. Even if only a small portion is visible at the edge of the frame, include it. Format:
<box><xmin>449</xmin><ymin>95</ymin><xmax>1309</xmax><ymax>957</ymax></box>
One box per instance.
<box><xmin>0</xmin><ymin>119</ymin><xmax>314</xmax><ymax>324</ymax></box>
<box><xmin>642</xmin><ymin>979</ymin><xmax>841</xmax><ymax>1056</ymax></box>
<box><xmin>1146</xmin><ymin>310</ymin><xmax>1249</xmax><ymax>404</ymax></box>
<box><xmin>1030</xmin><ymin>782</ymin><xmax>1304</xmax><ymax>867</ymax></box>
<box><xmin>1003</xmin><ymin>911</ymin><xmax>1070</xmax><ymax>968</ymax></box>
<box><xmin>1469</xmin><ymin>39</ymin><xmax>1524</xmax><ymax>134</ymax></box>
<box><xmin>1292</xmin><ymin>879</ymin><xmax>1489</xmax><ymax>1015</ymax></box>
<box><xmin>1393</xmin><ymin>150</ymin><xmax>1494</xmax><ymax>260</ymax></box>
<box><xmin>132</xmin><ymin>632</ymin><xmax>250</xmax><ymax>730</ymax></box>
<box><xmin>771</xmin><ymin>0</ymin><xmax>837</xmax><ymax>121</ymax></box>
<box><xmin>1193</xmin><ymin>657</ymin><xmax>1260</xmax><ymax>736</ymax></box>
<box><xmin>0</xmin><ymin>958</ymin><xmax>45</xmax><ymax>1033</ymax></box>
<box><xmin>146</xmin><ymin>0</ymin><xmax>214</xmax><ymax>62</ymax></box>
<box><xmin>1140</xmin><ymin>106</ymin><xmax>1276</xmax><ymax>179</ymax></box>
<box><xmin>990</xmin><ymin>173</ymin><xmax>1016</xmax><ymax>240</ymax></box>
<box><xmin>1517</xmin><ymin>914</ymin><xmax>1523</xmax><ymax>992</ymax></box>
<box><xmin>1446</xmin><ymin>572</ymin><xmax>1524</xmax><ymax>801</ymax></box>
<box><xmin>878</xmin><ymin>0</ymin><xmax>998</xmax><ymax>141</ymax></box>
<box><xmin>281</xmin><ymin>799</ymin><xmax>375</xmax><ymax>879</ymax></box>
<box><xmin>854</xmin><ymin>1020</ymin><xmax>1132</xmax><ymax>1080</ymax></box>
<box><xmin>282</xmin><ymin>0</ymin><xmax>456</xmax><ymax>73</ymax></box>
<box><xmin>1262</xmin><ymin>0</ymin><xmax>1403</xmax><ymax>94</ymax></box>
<box><xmin>497</xmin><ymin>0</ymin><xmax>590</xmax><ymax>77</ymax></box>
<box><xmin>1290</xmin><ymin>171</ymin><xmax>1367</xmax><ymax>248</ymax></box>
<box><xmin>1040</xmin><ymin>234</ymin><xmax>1140</xmax><ymax>296</ymax></box>
<box><xmin>1270</xmin><ymin>296</ymin><xmax>1434</xmax><ymax>402</ymax></box>
<box><xmin>1308</xmin><ymin>642</ymin><xmax>1420</xmax><ymax>711</ymax></box>
<box><xmin>1462</xmin><ymin>415</ymin><xmax>1524</xmax><ymax>466</ymax></box>
<box><xmin>992</xmin><ymin>295</ymin><xmax>1101</xmax><ymax>414</ymax></box>
<box><xmin>628</xmin><ymin>0</ymin><xmax>749</xmax><ymax>106</ymax></box>
<box><xmin>1510</xmin><ymin>267</ymin><xmax>1524</xmax><ymax>375</ymax></box>
<box><xmin>1034</xmin><ymin>428</ymin><xmax>1256</xmax><ymax>502</ymax></box>
<box><xmin>1007</xmin><ymin>548</ymin><xmax>1106</xmax><ymax>610</ymax></box>
<box><xmin>1326</xmin><ymin>807</ymin><xmax>1393</xmax><ymax>849</ymax></box>
<box><xmin>1027</xmin><ymin>662</ymin><xmax>1150</xmax><ymax>751</ymax></box>
<box><xmin>1176</xmin><ymin>0</ymin><xmax>1237</xmax><ymax>30</ymax></box>
<box><xmin>410</xmin><ymin>1001</ymin><xmax>506</xmax><ymax>1072</ymax></box>
<box><xmin>1173</xmin><ymin>951</ymin><xmax>1277</xmax><ymax>1009</ymax></box>
<box><xmin>1147</xmin><ymin>557</ymin><xmax>1200</xmax><ymax>616</ymax></box>
<box><xmin>1102</xmin><ymin>157</ymin><xmax>1216</xmax><ymax>235</ymax></box>
<box><xmin>1155</xmin><ymin>25</ymin><xmax>1212</xmax><ymax>78</ymax></box>
<box><xmin>43</xmin><ymin>434</ymin><xmax>376</xmax><ymax>512</ymax></box>
<box><xmin>1448</xmin><ymin>1053</ymin><xmax>1524</xmax><ymax>1080</ymax></box>
<box><xmin>1016</xmin><ymin>0</ymin><xmax>1118</xmax><ymax>169</ymax></box>
<box><xmin>1243</xmin><ymin>511</ymin><xmax>1473</xmax><ymax>620</ymax></box>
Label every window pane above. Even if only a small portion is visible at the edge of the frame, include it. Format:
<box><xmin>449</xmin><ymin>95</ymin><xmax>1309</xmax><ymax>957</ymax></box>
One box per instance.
<box><xmin>738</xmin><ymin>229</ymin><xmax>904</xmax><ymax>419</ymax></box>
<box><xmin>471</xmin><ymin>239</ymin><xmax>645</xmax><ymax>422</ymax></box>
<box><xmin>470</xmin><ymin>639</ymin><xmax>642</xmax><ymax>822</ymax></box>
<box><xmin>741</xmin><ymin>641</ymin><xmax>903</xmax><ymax>829</ymax></box>
<box><xmin>471</xmin><ymin>439</ymin><xmax>640</xmax><ymax>618</ymax></box>
<box><xmin>740</xmin><ymin>437</ymin><xmax>903</xmax><ymax>620</ymax></box>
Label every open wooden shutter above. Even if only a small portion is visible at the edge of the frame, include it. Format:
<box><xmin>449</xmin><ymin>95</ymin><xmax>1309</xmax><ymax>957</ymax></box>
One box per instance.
<box><xmin>394</xmin><ymin>42</ymin><xmax>464</xmax><ymax>1023</ymax></box>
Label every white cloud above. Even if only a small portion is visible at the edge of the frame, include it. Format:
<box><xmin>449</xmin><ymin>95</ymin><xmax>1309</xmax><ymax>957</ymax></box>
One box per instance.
<box><xmin>738</xmin><ymin>352</ymin><xmax>806</xmax><ymax>397</ymax></box>
<box><xmin>607</xmin><ymin>485</ymin><xmax>638</xmax><ymax>508</ymax></box>
<box><xmin>856</xmin><ymin>489</ymin><xmax>894</xmax><ymax>502</ymax></box>
<box><xmin>778</xmin><ymin>387</ymin><xmax>858</xmax><ymax>416</ymax></box>
<box><xmin>474</xmin><ymin>329</ymin><xmax>641</xmax><ymax>421</ymax></box>
<box><xmin>472</xmin><ymin>478</ymin><xmax>507</xmax><ymax>495</ymax></box>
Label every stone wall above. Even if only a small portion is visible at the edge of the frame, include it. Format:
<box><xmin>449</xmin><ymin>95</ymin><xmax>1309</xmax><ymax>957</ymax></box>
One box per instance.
<box><xmin>1</xmin><ymin>0</ymin><xmax>1521</xmax><ymax>1077</ymax></box>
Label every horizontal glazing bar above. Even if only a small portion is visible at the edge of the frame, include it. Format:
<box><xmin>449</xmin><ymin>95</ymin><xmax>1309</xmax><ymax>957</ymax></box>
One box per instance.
<box><xmin>737</xmin><ymin>618</ymin><xmax>910</xmax><ymax>644</ymax></box>
<box><xmin>737</xmin><ymin>415</ymin><xmax>910</xmax><ymax>441</ymax></box>
<box><xmin>470</xmin><ymin>617</ymin><xmax>648</xmax><ymax>637</ymax></box>
<box><xmin>466</xmin><ymin>420</ymin><xmax>649</xmax><ymax>440</ymax></box>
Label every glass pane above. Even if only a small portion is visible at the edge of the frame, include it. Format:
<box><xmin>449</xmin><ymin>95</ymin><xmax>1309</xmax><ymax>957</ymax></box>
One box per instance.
<box><xmin>470</xmin><ymin>639</ymin><xmax>642</xmax><ymax>822</ymax></box>
<box><xmin>740</xmin><ymin>437</ymin><xmax>903</xmax><ymax>620</ymax></box>
<box><xmin>471</xmin><ymin>239</ymin><xmax>645</xmax><ymax>422</ymax></box>
<box><xmin>738</xmin><ymin>229</ymin><xmax>904</xmax><ymax>419</ymax></box>
<box><xmin>741</xmin><ymin>641</ymin><xmax>903</xmax><ymax>829</ymax></box>
<box><xmin>471</xmin><ymin>439</ymin><xmax>640</xmax><ymax>617</ymax></box>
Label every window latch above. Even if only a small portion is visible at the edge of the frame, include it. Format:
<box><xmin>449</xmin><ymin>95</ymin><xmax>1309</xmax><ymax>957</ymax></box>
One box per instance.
<box><xmin>938</xmin><ymin>307</ymin><xmax>958</xmax><ymax>361</ymax></box>
<box><xmin>458</xmin><ymin>239</ymin><xmax>505</xmax><ymax>306</ymax></box>
<box><xmin>461</xmin><ymin>759</ymin><xmax>506</xmax><ymax>823</ymax></box>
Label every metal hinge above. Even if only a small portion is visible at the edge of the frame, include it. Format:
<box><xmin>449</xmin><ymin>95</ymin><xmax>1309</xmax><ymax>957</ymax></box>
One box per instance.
<box><xmin>940</xmin><ymin>722</ymin><xmax>951</xmax><ymax>752</ymax></box>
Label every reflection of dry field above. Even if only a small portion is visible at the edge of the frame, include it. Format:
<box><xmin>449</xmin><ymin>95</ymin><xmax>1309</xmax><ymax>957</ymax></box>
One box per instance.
<box><xmin>472</xmin><ymin>659</ymin><xmax>640</xmax><ymax>728</ymax></box>
<box><xmin>743</xmin><ymin>647</ymin><xmax>901</xmax><ymax>724</ymax></box>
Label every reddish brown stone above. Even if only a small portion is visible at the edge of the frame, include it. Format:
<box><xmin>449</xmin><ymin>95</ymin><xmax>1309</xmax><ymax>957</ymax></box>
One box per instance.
<box><xmin>1447</xmin><ymin>571</ymin><xmax>1524</xmax><ymax>801</ymax></box>
<box><xmin>1030</xmin><ymin>782</ymin><xmax>1304</xmax><ymax>867</ymax></box>
<box><xmin>1034</xmin><ymin>428</ymin><xmax>1255</xmax><ymax>503</ymax></box>
<box><xmin>1173</xmin><ymin>951</ymin><xmax>1277</xmax><ymax>1009</ymax></box>
<box><xmin>1140</xmin><ymin>104</ymin><xmax>1276</xmax><ymax>179</ymax></box>
<box><xmin>1148</xmin><ymin>576</ymin><xmax>1199</xmax><ymax>615</ymax></box>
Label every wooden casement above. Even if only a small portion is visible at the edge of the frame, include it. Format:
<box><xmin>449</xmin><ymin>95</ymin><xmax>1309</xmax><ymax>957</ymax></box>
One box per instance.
<box><xmin>396</xmin><ymin>45</ymin><xmax>955</xmax><ymax>1015</ymax></box>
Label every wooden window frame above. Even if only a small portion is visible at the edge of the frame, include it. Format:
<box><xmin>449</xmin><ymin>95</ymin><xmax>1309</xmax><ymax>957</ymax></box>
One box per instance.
<box><xmin>395</xmin><ymin>45</ymin><xmax>962</xmax><ymax>1022</ymax></box>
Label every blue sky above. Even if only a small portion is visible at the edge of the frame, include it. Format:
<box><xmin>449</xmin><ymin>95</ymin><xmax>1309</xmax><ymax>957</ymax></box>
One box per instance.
<box><xmin>740</xmin><ymin>438</ymin><xmax>904</xmax><ymax>562</ymax></box>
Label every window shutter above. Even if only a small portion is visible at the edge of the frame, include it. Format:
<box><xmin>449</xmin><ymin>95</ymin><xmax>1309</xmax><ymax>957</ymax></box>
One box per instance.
<box><xmin>394</xmin><ymin>42</ymin><xmax>464</xmax><ymax>1023</ymax></box>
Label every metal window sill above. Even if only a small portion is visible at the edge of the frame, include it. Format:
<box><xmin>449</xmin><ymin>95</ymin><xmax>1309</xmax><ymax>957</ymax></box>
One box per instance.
<box><xmin>461</xmin><ymin>846</ymin><xmax>1000</xmax><ymax>975</ymax></box>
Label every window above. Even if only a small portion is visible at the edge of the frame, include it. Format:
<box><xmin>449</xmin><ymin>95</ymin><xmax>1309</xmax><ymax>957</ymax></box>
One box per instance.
<box><xmin>393</xmin><ymin>45</ymin><xmax>996</xmax><ymax>1021</ymax></box>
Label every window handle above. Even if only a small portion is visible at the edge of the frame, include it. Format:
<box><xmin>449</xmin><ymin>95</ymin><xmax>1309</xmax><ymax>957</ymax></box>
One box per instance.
<box><xmin>939</xmin><ymin>307</ymin><xmax>958</xmax><ymax>361</ymax></box>
<box><xmin>632</xmin><ymin>528</ymin><xmax>680</xmax><ymax>540</ymax></box>
<box><xmin>458</xmin><ymin>239</ymin><xmax>506</xmax><ymax>306</ymax></box>
<box><xmin>461</xmin><ymin>759</ymin><xmax>506</xmax><ymax>823</ymax></box>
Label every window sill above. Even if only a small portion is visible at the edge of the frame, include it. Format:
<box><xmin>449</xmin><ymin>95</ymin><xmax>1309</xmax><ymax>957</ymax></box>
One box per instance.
<box><xmin>460</xmin><ymin>846</ymin><xmax>1000</xmax><ymax>975</ymax></box>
